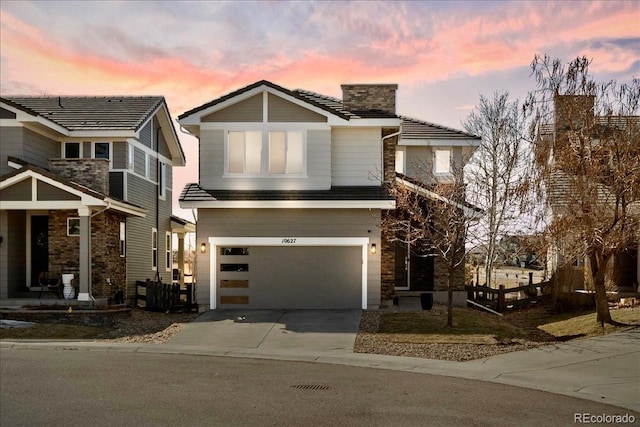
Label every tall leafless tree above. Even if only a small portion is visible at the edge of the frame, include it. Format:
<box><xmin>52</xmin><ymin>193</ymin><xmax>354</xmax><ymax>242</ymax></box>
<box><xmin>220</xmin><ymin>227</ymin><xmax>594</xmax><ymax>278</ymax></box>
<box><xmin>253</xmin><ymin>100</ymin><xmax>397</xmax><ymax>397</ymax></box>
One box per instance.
<box><xmin>464</xmin><ymin>91</ymin><xmax>527</xmax><ymax>287</ymax></box>
<box><xmin>523</xmin><ymin>55</ymin><xmax>640</xmax><ymax>324</ymax></box>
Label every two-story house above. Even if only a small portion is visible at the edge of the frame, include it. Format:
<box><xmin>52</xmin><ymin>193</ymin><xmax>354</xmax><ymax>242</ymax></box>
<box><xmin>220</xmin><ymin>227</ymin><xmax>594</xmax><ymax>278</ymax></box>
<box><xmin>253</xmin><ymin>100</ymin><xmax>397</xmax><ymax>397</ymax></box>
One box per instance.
<box><xmin>178</xmin><ymin>81</ymin><xmax>480</xmax><ymax>311</ymax></box>
<box><xmin>541</xmin><ymin>95</ymin><xmax>639</xmax><ymax>294</ymax></box>
<box><xmin>0</xmin><ymin>96</ymin><xmax>191</xmax><ymax>304</ymax></box>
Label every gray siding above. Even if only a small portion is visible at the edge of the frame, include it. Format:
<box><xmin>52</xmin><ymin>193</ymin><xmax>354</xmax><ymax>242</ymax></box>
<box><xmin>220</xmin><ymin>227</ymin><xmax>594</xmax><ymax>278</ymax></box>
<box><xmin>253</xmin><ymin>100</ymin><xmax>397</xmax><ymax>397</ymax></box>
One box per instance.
<box><xmin>134</xmin><ymin>147</ymin><xmax>146</xmax><ymax>176</ymax></box>
<box><xmin>112</xmin><ymin>142</ymin><xmax>127</xmax><ymax>169</ymax></box>
<box><xmin>139</xmin><ymin>120</ymin><xmax>152</xmax><ymax>149</ymax></box>
<box><xmin>124</xmin><ymin>173</ymin><xmax>173</xmax><ymax>296</ymax></box>
<box><xmin>0</xmin><ymin>126</ymin><xmax>24</xmax><ymax>176</ymax></box>
<box><xmin>14</xmin><ymin>128</ymin><xmax>57</xmax><ymax>171</ymax></box>
<box><xmin>203</xmin><ymin>94</ymin><xmax>262</xmax><ymax>122</ymax></box>
<box><xmin>196</xmin><ymin>208</ymin><xmax>382</xmax><ymax>310</ymax></box>
<box><xmin>83</xmin><ymin>141</ymin><xmax>91</xmax><ymax>158</ymax></box>
<box><xmin>156</xmin><ymin>116</ymin><xmax>171</xmax><ymax>158</ymax></box>
<box><xmin>199</xmin><ymin>128</ymin><xmax>331</xmax><ymax>190</ymax></box>
<box><xmin>331</xmin><ymin>127</ymin><xmax>382</xmax><ymax>186</ymax></box>
<box><xmin>0</xmin><ymin>211</ymin><xmax>7</xmax><ymax>299</ymax></box>
<box><xmin>5</xmin><ymin>211</ymin><xmax>26</xmax><ymax>297</ymax></box>
<box><xmin>405</xmin><ymin>146</ymin><xmax>432</xmax><ymax>180</ymax></box>
<box><xmin>267</xmin><ymin>94</ymin><xmax>327</xmax><ymax>122</ymax></box>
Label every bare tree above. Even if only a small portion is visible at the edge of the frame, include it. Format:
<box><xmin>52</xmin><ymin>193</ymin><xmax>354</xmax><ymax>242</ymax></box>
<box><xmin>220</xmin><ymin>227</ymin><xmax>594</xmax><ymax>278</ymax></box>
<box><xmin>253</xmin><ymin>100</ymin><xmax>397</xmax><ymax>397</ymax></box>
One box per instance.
<box><xmin>385</xmin><ymin>168</ymin><xmax>482</xmax><ymax>326</ymax></box>
<box><xmin>523</xmin><ymin>55</ymin><xmax>640</xmax><ymax>324</ymax></box>
<box><xmin>464</xmin><ymin>91</ymin><xmax>527</xmax><ymax>287</ymax></box>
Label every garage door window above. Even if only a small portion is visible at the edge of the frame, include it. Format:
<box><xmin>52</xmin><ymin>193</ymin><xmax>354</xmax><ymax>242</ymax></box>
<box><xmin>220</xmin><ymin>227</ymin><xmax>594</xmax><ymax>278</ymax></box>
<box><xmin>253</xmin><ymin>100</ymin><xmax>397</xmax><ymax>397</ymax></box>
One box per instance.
<box><xmin>221</xmin><ymin>247</ymin><xmax>249</xmax><ymax>256</ymax></box>
<box><xmin>221</xmin><ymin>263</ymin><xmax>249</xmax><ymax>272</ymax></box>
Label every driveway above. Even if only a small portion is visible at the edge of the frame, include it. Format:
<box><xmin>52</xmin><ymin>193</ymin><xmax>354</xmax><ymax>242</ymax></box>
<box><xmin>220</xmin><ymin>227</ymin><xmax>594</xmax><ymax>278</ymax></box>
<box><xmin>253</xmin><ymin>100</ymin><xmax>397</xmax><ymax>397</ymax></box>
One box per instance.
<box><xmin>166</xmin><ymin>309</ymin><xmax>362</xmax><ymax>355</ymax></box>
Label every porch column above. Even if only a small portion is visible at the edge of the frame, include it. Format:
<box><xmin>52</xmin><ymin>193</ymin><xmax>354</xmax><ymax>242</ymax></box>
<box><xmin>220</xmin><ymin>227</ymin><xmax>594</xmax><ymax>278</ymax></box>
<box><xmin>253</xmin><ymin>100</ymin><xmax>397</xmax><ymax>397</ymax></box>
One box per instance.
<box><xmin>77</xmin><ymin>207</ymin><xmax>92</xmax><ymax>302</ymax></box>
<box><xmin>177</xmin><ymin>232</ymin><xmax>185</xmax><ymax>287</ymax></box>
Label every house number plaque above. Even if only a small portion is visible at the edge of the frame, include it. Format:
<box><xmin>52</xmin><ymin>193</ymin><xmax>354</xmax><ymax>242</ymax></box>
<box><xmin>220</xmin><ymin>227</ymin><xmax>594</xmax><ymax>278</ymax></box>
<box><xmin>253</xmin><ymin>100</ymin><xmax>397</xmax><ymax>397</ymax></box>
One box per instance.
<box><xmin>281</xmin><ymin>238</ymin><xmax>297</xmax><ymax>244</ymax></box>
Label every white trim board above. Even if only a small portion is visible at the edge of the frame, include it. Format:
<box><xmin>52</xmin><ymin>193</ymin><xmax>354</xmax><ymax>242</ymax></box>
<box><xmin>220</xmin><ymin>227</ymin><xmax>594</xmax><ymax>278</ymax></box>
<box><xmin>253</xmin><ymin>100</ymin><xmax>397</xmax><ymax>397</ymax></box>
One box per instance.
<box><xmin>208</xmin><ymin>237</ymin><xmax>370</xmax><ymax>310</ymax></box>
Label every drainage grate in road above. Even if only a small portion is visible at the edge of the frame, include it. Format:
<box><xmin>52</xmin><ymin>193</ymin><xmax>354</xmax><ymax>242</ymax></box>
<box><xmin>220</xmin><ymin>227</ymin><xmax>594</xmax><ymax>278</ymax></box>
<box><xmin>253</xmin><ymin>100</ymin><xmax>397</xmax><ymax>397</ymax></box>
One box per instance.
<box><xmin>290</xmin><ymin>384</ymin><xmax>332</xmax><ymax>391</ymax></box>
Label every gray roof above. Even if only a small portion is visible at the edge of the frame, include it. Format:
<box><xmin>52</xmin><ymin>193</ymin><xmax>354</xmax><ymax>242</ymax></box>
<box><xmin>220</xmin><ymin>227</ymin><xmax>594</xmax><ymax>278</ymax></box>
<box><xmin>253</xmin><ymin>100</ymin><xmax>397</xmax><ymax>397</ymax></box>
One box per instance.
<box><xmin>180</xmin><ymin>183</ymin><xmax>394</xmax><ymax>203</ymax></box>
<box><xmin>1</xmin><ymin>96</ymin><xmax>165</xmax><ymax>131</ymax></box>
<box><xmin>400</xmin><ymin>116</ymin><xmax>480</xmax><ymax>140</ymax></box>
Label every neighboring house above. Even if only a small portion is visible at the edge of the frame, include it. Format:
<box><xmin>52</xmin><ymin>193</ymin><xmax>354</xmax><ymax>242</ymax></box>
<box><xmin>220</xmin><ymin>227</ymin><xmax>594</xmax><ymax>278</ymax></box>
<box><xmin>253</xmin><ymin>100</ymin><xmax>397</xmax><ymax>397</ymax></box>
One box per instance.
<box><xmin>541</xmin><ymin>95</ymin><xmax>640</xmax><ymax>293</ymax></box>
<box><xmin>178</xmin><ymin>80</ymin><xmax>480</xmax><ymax>311</ymax></box>
<box><xmin>0</xmin><ymin>96</ymin><xmax>191</xmax><ymax>304</ymax></box>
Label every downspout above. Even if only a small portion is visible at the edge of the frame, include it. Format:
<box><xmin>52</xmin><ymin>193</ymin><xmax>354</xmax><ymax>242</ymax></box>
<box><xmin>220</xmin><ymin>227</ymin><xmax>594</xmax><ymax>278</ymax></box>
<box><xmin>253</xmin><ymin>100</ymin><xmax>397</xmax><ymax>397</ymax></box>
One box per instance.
<box><xmin>155</xmin><ymin>125</ymin><xmax>161</xmax><ymax>283</ymax></box>
<box><xmin>381</xmin><ymin>130</ymin><xmax>401</xmax><ymax>184</ymax></box>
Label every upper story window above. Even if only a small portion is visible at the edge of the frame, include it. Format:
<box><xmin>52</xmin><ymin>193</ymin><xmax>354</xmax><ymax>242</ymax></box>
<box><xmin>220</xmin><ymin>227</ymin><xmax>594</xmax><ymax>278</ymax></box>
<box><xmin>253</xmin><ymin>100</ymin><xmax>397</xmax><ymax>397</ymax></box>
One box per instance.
<box><xmin>94</xmin><ymin>142</ymin><xmax>110</xmax><ymax>160</ymax></box>
<box><xmin>228</xmin><ymin>131</ymin><xmax>262</xmax><ymax>174</ymax></box>
<box><xmin>158</xmin><ymin>162</ymin><xmax>167</xmax><ymax>199</ymax></box>
<box><xmin>127</xmin><ymin>144</ymin><xmax>135</xmax><ymax>171</ymax></box>
<box><xmin>226</xmin><ymin>130</ymin><xmax>305</xmax><ymax>176</ymax></box>
<box><xmin>269</xmin><ymin>131</ymin><xmax>303</xmax><ymax>174</ymax></box>
<box><xmin>64</xmin><ymin>142</ymin><xmax>81</xmax><ymax>159</ymax></box>
<box><xmin>434</xmin><ymin>149</ymin><xmax>451</xmax><ymax>174</ymax></box>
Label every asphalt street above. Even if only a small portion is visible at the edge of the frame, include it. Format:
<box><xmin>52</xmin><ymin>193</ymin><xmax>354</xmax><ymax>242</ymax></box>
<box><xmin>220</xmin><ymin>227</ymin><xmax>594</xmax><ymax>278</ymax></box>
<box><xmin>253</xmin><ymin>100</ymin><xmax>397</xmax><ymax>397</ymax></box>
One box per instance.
<box><xmin>2</xmin><ymin>348</ymin><xmax>637</xmax><ymax>426</ymax></box>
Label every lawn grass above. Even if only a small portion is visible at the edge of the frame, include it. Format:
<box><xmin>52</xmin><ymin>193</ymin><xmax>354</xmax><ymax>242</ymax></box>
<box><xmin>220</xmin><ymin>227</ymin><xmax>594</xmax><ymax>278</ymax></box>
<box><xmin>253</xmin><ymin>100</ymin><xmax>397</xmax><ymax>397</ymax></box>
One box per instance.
<box><xmin>0</xmin><ymin>322</ymin><xmax>108</xmax><ymax>340</ymax></box>
<box><xmin>378</xmin><ymin>307</ymin><xmax>529</xmax><ymax>344</ymax></box>
<box><xmin>537</xmin><ymin>309</ymin><xmax>640</xmax><ymax>338</ymax></box>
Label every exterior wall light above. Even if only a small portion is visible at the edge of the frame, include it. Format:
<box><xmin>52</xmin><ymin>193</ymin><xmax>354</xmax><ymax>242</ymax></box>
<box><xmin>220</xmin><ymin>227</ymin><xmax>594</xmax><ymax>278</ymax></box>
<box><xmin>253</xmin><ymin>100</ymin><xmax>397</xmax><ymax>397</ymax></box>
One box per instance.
<box><xmin>200</xmin><ymin>242</ymin><xmax>207</xmax><ymax>254</ymax></box>
<box><xmin>370</xmin><ymin>243</ymin><xmax>377</xmax><ymax>254</ymax></box>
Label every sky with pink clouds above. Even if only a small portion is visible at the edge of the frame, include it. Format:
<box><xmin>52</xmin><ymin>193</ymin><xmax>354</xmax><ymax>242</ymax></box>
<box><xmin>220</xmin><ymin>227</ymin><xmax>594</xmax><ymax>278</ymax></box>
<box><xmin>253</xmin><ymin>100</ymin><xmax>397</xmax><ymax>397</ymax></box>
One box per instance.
<box><xmin>1</xmin><ymin>0</ymin><xmax>639</xmax><ymax>219</ymax></box>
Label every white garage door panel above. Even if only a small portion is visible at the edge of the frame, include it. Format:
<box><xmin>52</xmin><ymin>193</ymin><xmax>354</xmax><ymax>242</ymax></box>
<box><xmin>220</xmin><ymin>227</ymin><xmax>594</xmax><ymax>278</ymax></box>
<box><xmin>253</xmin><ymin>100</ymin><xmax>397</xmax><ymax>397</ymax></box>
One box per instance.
<box><xmin>245</xmin><ymin>246</ymin><xmax>361</xmax><ymax>309</ymax></box>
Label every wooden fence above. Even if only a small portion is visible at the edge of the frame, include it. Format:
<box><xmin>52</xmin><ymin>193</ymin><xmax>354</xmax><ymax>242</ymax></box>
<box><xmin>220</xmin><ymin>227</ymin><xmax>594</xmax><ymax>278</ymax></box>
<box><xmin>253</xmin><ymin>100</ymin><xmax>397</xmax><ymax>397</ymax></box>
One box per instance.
<box><xmin>466</xmin><ymin>274</ymin><xmax>553</xmax><ymax>312</ymax></box>
<box><xmin>135</xmin><ymin>280</ymin><xmax>197</xmax><ymax>312</ymax></box>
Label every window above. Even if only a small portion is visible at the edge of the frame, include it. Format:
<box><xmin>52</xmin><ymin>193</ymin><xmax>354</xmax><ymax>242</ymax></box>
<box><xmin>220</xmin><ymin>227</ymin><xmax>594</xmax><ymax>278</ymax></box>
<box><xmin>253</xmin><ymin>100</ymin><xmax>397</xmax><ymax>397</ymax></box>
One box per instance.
<box><xmin>165</xmin><ymin>232</ymin><xmax>172</xmax><ymax>272</ymax></box>
<box><xmin>94</xmin><ymin>142</ymin><xmax>110</xmax><ymax>160</ymax></box>
<box><xmin>268</xmin><ymin>131</ymin><xmax>303</xmax><ymax>174</ymax></box>
<box><xmin>228</xmin><ymin>131</ymin><xmax>262</xmax><ymax>174</ymax></box>
<box><xmin>151</xmin><ymin>228</ymin><xmax>158</xmax><ymax>271</ymax></box>
<box><xmin>127</xmin><ymin>144</ymin><xmax>135</xmax><ymax>170</ymax></box>
<box><xmin>159</xmin><ymin>162</ymin><xmax>166</xmax><ymax>199</ymax></box>
<box><xmin>145</xmin><ymin>154</ymin><xmax>150</xmax><ymax>179</ymax></box>
<box><xmin>64</xmin><ymin>142</ymin><xmax>81</xmax><ymax>159</ymax></box>
<box><xmin>119</xmin><ymin>222</ymin><xmax>126</xmax><ymax>257</ymax></box>
<box><xmin>67</xmin><ymin>218</ymin><xmax>80</xmax><ymax>236</ymax></box>
<box><xmin>221</xmin><ymin>247</ymin><xmax>249</xmax><ymax>256</ymax></box>
<box><xmin>434</xmin><ymin>149</ymin><xmax>451</xmax><ymax>174</ymax></box>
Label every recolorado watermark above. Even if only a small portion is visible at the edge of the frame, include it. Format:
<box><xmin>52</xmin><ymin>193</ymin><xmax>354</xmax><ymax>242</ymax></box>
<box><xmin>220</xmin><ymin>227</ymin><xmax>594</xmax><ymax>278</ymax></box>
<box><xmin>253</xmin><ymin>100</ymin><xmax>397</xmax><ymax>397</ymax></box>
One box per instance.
<box><xmin>574</xmin><ymin>413</ymin><xmax>636</xmax><ymax>424</ymax></box>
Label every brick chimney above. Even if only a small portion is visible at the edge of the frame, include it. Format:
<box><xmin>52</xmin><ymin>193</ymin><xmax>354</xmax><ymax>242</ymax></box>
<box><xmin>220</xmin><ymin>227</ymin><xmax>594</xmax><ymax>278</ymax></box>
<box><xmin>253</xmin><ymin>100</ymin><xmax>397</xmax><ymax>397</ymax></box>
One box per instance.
<box><xmin>49</xmin><ymin>158</ymin><xmax>110</xmax><ymax>195</ymax></box>
<box><xmin>341</xmin><ymin>84</ymin><xmax>398</xmax><ymax>114</ymax></box>
<box><xmin>554</xmin><ymin>95</ymin><xmax>595</xmax><ymax>133</ymax></box>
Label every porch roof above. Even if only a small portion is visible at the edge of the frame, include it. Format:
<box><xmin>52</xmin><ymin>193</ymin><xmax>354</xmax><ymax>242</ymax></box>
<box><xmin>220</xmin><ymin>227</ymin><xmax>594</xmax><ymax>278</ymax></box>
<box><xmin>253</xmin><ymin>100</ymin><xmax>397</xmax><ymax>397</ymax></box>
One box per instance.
<box><xmin>0</xmin><ymin>165</ymin><xmax>146</xmax><ymax>217</ymax></box>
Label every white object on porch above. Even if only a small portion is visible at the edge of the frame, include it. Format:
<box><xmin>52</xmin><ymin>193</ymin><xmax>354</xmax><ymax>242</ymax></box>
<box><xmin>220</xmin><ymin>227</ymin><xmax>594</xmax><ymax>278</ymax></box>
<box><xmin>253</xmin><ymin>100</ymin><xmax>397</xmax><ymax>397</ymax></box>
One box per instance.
<box><xmin>62</xmin><ymin>274</ymin><xmax>75</xmax><ymax>300</ymax></box>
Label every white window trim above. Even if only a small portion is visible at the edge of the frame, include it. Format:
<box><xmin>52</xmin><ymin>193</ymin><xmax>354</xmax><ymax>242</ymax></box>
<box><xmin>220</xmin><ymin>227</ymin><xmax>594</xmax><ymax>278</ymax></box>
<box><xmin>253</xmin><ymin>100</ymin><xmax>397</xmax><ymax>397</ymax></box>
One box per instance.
<box><xmin>145</xmin><ymin>153</ymin><xmax>150</xmax><ymax>179</ymax></box>
<box><xmin>92</xmin><ymin>141</ymin><xmax>113</xmax><ymax>169</ymax></box>
<box><xmin>67</xmin><ymin>217</ymin><xmax>80</xmax><ymax>236</ymax></box>
<box><xmin>120</xmin><ymin>221</ymin><xmax>126</xmax><ymax>257</ymax></box>
<box><xmin>151</xmin><ymin>228</ymin><xmax>158</xmax><ymax>271</ymax></box>
<box><xmin>433</xmin><ymin>148</ymin><xmax>452</xmax><ymax>175</ymax></box>
<box><xmin>165</xmin><ymin>231</ymin><xmax>172</xmax><ymax>272</ymax></box>
<box><xmin>62</xmin><ymin>142</ymin><xmax>83</xmax><ymax>159</ymax></box>
<box><xmin>158</xmin><ymin>162</ymin><xmax>167</xmax><ymax>200</ymax></box>
<box><xmin>127</xmin><ymin>143</ymin><xmax>135</xmax><ymax>171</ymax></box>
<box><xmin>223</xmin><ymin>129</ymin><xmax>307</xmax><ymax>178</ymax></box>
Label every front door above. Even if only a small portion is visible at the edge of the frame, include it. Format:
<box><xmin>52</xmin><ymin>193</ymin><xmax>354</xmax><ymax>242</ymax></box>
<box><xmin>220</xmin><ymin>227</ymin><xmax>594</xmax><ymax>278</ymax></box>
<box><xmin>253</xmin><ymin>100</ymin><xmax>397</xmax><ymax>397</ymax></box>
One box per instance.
<box><xmin>30</xmin><ymin>215</ymin><xmax>49</xmax><ymax>287</ymax></box>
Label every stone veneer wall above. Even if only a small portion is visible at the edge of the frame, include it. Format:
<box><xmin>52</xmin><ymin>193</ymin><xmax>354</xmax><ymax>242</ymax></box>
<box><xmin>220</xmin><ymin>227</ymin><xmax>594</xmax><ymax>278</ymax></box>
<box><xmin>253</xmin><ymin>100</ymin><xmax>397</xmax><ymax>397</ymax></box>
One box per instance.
<box><xmin>49</xmin><ymin>158</ymin><xmax>110</xmax><ymax>195</ymax></box>
<box><xmin>48</xmin><ymin>210</ymin><xmax>126</xmax><ymax>299</ymax></box>
<box><xmin>341</xmin><ymin>84</ymin><xmax>398</xmax><ymax>114</ymax></box>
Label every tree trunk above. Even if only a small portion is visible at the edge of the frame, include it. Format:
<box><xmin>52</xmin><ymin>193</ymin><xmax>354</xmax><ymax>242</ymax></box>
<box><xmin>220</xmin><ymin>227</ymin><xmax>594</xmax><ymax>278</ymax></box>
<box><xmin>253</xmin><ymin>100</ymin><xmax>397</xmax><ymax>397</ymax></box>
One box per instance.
<box><xmin>447</xmin><ymin>266</ymin><xmax>455</xmax><ymax>327</ymax></box>
<box><xmin>591</xmin><ymin>252</ymin><xmax>613</xmax><ymax>325</ymax></box>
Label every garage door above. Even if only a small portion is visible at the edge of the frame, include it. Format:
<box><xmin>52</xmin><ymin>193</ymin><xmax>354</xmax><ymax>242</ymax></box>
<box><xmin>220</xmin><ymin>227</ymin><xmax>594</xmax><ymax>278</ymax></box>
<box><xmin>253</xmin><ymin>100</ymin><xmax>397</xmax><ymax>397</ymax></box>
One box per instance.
<box><xmin>217</xmin><ymin>246</ymin><xmax>362</xmax><ymax>309</ymax></box>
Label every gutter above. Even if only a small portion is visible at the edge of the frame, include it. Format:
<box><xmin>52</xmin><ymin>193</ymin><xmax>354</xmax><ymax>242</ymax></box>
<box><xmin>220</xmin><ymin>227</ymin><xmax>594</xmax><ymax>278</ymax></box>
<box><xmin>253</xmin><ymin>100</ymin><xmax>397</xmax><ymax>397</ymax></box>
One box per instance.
<box><xmin>381</xmin><ymin>129</ymin><xmax>402</xmax><ymax>184</ymax></box>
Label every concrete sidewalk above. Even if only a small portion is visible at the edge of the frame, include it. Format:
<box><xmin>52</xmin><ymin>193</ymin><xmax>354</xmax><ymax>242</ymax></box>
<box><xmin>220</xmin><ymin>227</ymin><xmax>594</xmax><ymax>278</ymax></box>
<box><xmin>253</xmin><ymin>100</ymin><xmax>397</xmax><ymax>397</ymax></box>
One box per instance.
<box><xmin>1</xmin><ymin>313</ymin><xmax>638</xmax><ymax>413</ymax></box>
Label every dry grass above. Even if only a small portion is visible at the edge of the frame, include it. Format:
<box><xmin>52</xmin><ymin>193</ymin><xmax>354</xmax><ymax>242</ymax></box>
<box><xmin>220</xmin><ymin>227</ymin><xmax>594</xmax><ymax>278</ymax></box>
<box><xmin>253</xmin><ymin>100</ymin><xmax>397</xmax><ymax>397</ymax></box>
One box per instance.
<box><xmin>378</xmin><ymin>307</ymin><xmax>530</xmax><ymax>344</ymax></box>
<box><xmin>537</xmin><ymin>308</ymin><xmax>640</xmax><ymax>338</ymax></box>
<box><xmin>0</xmin><ymin>322</ymin><xmax>108</xmax><ymax>340</ymax></box>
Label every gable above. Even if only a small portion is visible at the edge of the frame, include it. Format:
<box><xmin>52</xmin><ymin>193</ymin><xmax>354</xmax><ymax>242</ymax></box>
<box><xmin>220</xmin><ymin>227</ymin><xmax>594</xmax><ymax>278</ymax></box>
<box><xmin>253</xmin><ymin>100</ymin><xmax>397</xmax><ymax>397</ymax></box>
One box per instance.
<box><xmin>37</xmin><ymin>180</ymin><xmax>81</xmax><ymax>201</ymax></box>
<box><xmin>0</xmin><ymin>177</ymin><xmax>31</xmax><ymax>200</ymax></box>
<box><xmin>203</xmin><ymin>94</ymin><xmax>263</xmax><ymax>122</ymax></box>
<box><xmin>267</xmin><ymin>93</ymin><xmax>327</xmax><ymax>123</ymax></box>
